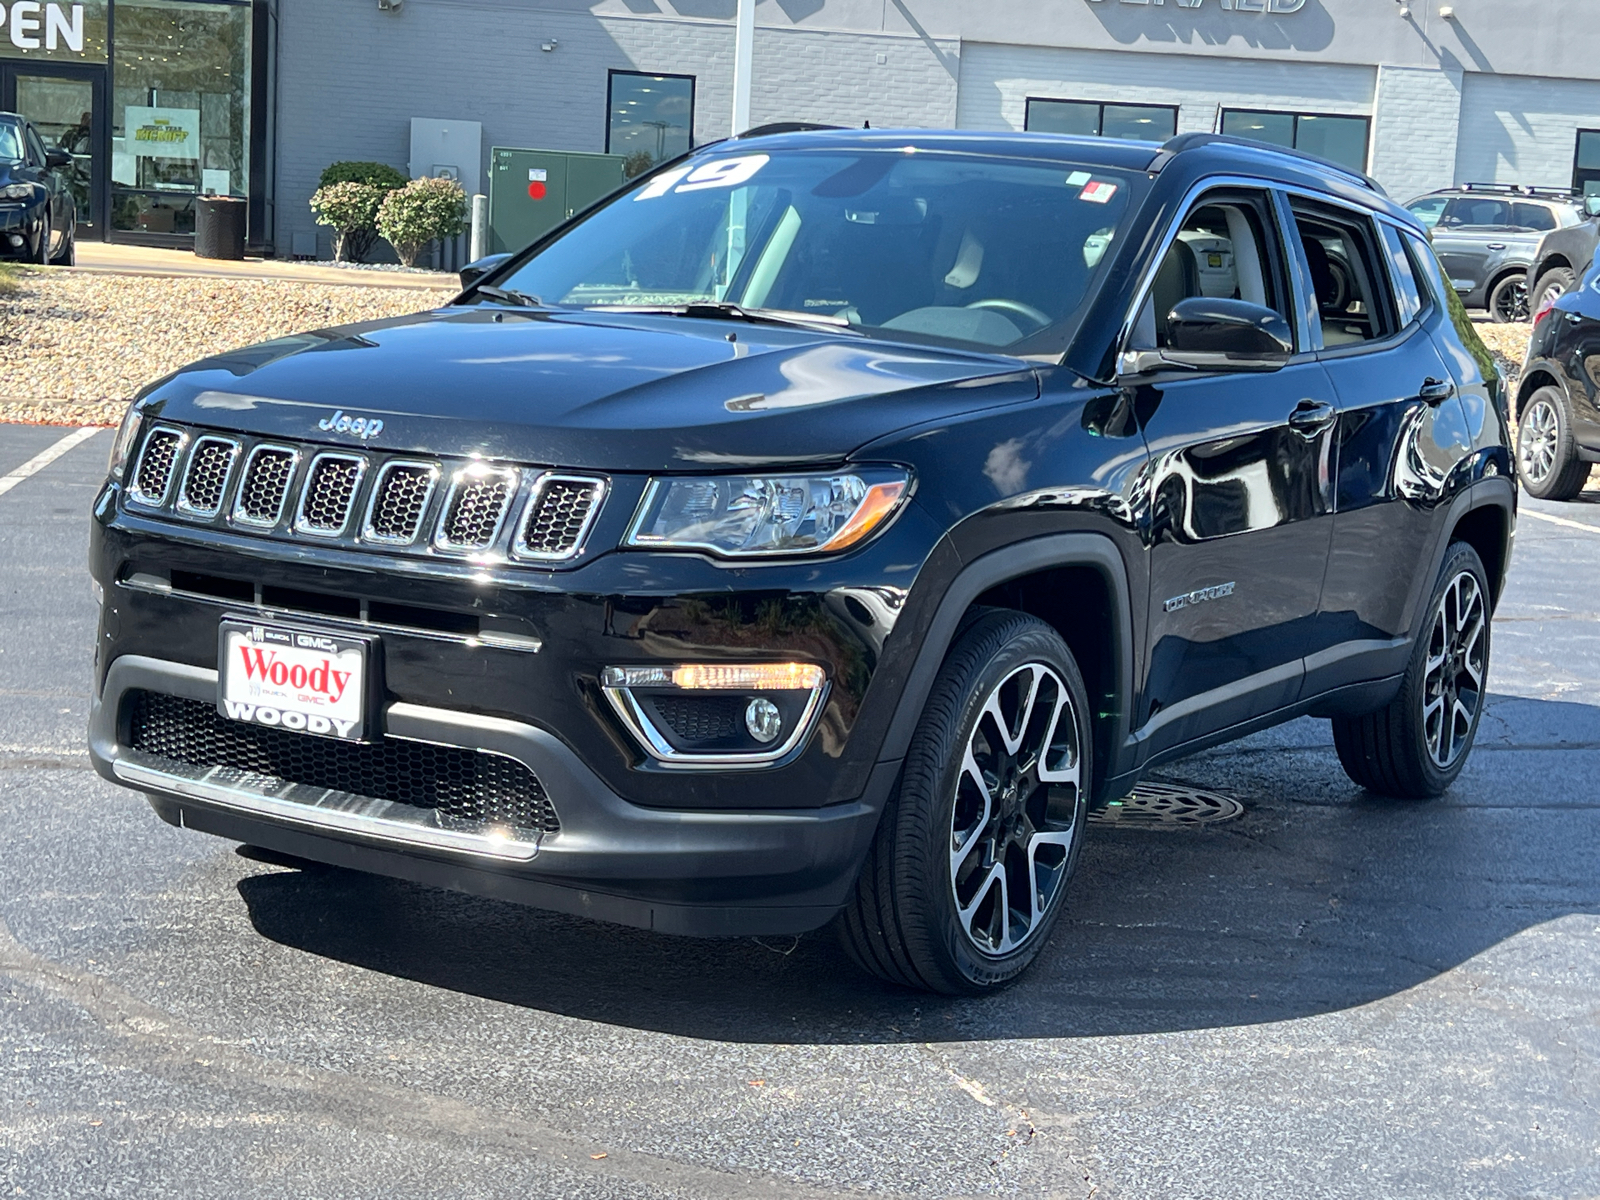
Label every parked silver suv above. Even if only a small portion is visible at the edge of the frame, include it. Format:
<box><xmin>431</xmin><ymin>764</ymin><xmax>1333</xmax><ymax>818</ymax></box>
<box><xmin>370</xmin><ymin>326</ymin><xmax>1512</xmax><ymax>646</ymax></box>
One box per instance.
<box><xmin>1405</xmin><ymin>184</ymin><xmax>1583</xmax><ymax>322</ymax></box>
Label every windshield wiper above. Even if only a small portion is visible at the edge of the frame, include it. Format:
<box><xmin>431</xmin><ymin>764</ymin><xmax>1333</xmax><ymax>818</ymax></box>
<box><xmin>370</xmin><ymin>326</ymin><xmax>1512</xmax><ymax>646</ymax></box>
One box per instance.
<box><xmin>592</xmin><ymin>302</ymin><xmax>856</xmax><ymax>332</ymax></box>
<box><xmin>474</xmin><ymin>285</ymin><xmax>544</xmax><ymax>308</ymax></box>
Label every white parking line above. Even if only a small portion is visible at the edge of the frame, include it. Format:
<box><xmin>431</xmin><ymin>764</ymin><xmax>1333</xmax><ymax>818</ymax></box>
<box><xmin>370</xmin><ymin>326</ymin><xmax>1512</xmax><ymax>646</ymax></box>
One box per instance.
<box><xmin>1520</xmin><ymin>508</ymin><xmax>1600</xmax><ymax>535</ymax></box>
<box><xmin>0</xmin><ymin>428</ymin><xmax>101</xmax><ymax>500</ymax></box>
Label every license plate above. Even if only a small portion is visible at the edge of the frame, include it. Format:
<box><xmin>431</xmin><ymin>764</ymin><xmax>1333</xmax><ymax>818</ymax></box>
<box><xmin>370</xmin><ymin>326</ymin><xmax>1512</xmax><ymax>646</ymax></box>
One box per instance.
<box><xmin>218</xmin><ymin>620</ymin><xmax>370</xmax><ymax>741</ymax></box>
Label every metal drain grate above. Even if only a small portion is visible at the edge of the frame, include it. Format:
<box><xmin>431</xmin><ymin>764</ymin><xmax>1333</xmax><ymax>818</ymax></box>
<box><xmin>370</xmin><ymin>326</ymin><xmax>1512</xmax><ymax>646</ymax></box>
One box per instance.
<box><xmin>1089</xmin><ymin>782</ymin><xmax>1244</xmax><ymax>829</ymax></box>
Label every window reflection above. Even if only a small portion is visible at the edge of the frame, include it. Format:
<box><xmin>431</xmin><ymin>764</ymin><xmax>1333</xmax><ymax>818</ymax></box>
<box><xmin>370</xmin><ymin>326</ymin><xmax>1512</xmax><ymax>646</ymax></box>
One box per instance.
<box><xmin>606</xmin><ymin>71</ymin><xmax>694</xmax><ymax>179</ymax></box>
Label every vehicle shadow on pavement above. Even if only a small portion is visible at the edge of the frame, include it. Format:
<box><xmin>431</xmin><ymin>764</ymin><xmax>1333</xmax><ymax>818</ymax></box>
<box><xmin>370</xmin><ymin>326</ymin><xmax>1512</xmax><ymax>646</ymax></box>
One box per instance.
<box><xmin>235</xmin><ymin>694</ymin><xmax>1600</xmax><ymax>1044</ymax></box>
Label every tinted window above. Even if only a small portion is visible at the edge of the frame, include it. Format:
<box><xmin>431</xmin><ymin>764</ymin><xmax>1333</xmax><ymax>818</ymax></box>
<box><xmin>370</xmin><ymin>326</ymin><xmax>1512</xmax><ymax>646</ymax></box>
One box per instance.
<box><xmin>1099</xmin><ymin>104</ymin><xmax>1178</xmax><ymax>142</ymax></box>
<box><xmin>1511</xmin><ymin>202</ymin><xmax>1558</xmax><ymax>232</ymax></box>
<box><xmin>496</xmin><ymin>149</ymin><xmax>1144</xmax><ymax>353</ymax></box>
<box><xmin>1026</xmin><ymin>99</ymin><xmax>1098</xmax><ymax>137</ymax></box>
<box><xmin>1441</xmin><ymin>197</ymin><xmax>1512</xmax><ymax>228</ymax></box>
<box><xmin>1378</xmin><ymin>223</ymin><xmax>1423</xmax><ymax>326</ymax></box>
<box><xmin>1290</xmin><ymin>200</ymin><xmax>1395</xmax><ymax>347</ymax></box>
<box><xmin>607</xmin><ymin>72</ymin><xmax>694</xmax><ymax>175</ymax></box>
<box><xmin>24</xmin><ymin>126</ymin><xmax>47</xmax><ymax>167</ymax></box>
<box><xmin>1026</xmin><ymin>99</ymin><xmax>1176</xmax><ymax>143</ymax></box>
<box><xmin>0</xmin><ymin>122</ymin><xmax>19</xmax><ymax>163</ymax></box>
<box><xmin>1219</xmin><ymin>110</ymin><xmax>1370</xmax><ymax>172</ymax></box>
<box><xmin>1403</xmin><ymin>230</ymin><xmax>1452</xmax><ymax>310</ymax></box>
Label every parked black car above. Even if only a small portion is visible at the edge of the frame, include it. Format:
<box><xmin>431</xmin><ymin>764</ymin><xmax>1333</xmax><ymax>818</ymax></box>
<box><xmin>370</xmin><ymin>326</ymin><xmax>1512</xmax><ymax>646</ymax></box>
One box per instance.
<box><xmin>0</xmin><ymin>111</ymin><xmax>77</xmax><ymax>265</ymax></box>
<box><xmin>89</xmin><ymin>129</ymin><xmax>1514</xmax><ymax>993</ymax></box>
<box><xmin>1515</xmin><ymin>246</ymin><xmax>1600</xmax><ymax>499</ymax></box>
<box><xmin>1526</xmin><ymin>195</ymin><xmax>1600</xmax><ymax>316</ymax></box>
<box><xmin>1405</xmin><ymin>184</ymin><xmax>1583</xmax><ymax>322</ymax></box>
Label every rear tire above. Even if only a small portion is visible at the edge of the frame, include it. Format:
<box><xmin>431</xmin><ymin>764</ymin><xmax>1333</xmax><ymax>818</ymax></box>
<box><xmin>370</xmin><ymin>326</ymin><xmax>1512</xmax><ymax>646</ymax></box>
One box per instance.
<box><xmin>1332</xmin><ymin>542</ymin><xmax>1490</xmax><ymax>798</ymax></box>
<box><xmin>837</xmin><ymin>610</ymin><xmax>1092</xmax><ymax>994</ymax></box>
<box><xmin>1516</xmin><ymin>385</ymin><xmax>1590</xmax><ymax>500</ymax></box>
<box><xmin>1532</xmin><ymin>265</ymin><xmax>1577</xmax><ymax>314</ymax></box>
<box><xmin>1488</xmin><ymin>273</ymin><xmax>1528</xmax><ymax>323</ymax></box>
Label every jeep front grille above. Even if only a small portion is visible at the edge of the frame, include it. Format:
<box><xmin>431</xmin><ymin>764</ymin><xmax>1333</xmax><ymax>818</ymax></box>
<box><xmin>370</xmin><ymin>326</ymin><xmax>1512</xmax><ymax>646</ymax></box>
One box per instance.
<box><xmin>233</xmin><ymin>445</ymin><xmax>297</xmax><ymax>527</ymax></box>
<box><xmin>515</xmin><ymin>475</ymin><xmax>606</xmax><ymax>560</ymax></box>
<box><xmin>131</xmin><ymin>428</ymin><xmax>184</xmax><ymax>505</ymax></box>
<box><xmin>364</xmin><ymin>461</ymin><xmax>437</xmax><ymax>544</ymax></box>
<box><xmin>436</xmin><ymin>467</ymin><xmax>517</xmax><ymax>551</ymax></box>
<box><xmin>125</xmin><ymin>690</ymin><xmax>560</xmax><ymax>836</ymax></box>
<box><xmin>296</xmin><ymin>453</ymin><xmax>365</xmax><ymax>536</ymax></box>
<box><xmin>177</xmin><ymin>436</ymin><xmax>239</xmax><ymax>517</ymax></box>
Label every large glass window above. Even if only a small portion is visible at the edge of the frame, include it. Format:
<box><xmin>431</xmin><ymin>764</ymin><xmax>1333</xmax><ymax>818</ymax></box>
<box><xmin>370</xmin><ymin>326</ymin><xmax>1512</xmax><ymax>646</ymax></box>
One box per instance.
<box><xmin>1573</xmin><ymin>129</ymin><xmax>1600</xmax><ymax>198</ymax></box>
<box><xmin>111</xmin><ymin>0</ymin><xmax>251</xmax><ymax>236</ymax></box>
<box><xmin>1025</xmin><ymin>98</ymin><xmax>1177</xmax><ymax>143</ymax></box>
<box><xmin>1220</xmin><ymin>109</ymin><xmax>1370</xmax><ymax>173</ymax></box>
<box><xmin>606</xmin><ymin>71</ymin><xmax>693</xmax><ymax>179</ymax></box>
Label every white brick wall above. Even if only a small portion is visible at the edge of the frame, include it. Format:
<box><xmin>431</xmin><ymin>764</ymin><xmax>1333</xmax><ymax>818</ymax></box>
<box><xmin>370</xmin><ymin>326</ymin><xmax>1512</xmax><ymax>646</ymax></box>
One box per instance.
<box><xmin>273</xmin><ymin>1</ymin><xmax>955</xmax><ymax>255</ymax></box>
<box><xmin>954</xmin><ymin>41</ymin><xmax>1375</xmax><ymax>137</ymax></box>
<box><xmin>1455</xmin><ymin>72</ymin><xmax>1600</xmax><ymax>190</ymax></box>
<box><xmin>1369</xmin><ymin>65</ymin><xmax>1462</xmax><ymax>203</ymax></box>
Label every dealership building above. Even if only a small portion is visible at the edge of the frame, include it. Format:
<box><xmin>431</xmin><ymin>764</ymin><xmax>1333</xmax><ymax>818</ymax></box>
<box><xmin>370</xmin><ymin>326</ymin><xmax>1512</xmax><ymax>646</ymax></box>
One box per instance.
<box><xmin>4</xmin><ymin>0</ymin><xmax>1600</xmax><ymax>257</ymax></box>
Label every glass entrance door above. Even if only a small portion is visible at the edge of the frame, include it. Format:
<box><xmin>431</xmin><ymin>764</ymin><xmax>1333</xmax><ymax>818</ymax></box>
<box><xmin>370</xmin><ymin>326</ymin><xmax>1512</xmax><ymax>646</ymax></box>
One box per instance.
<box><xmin>1</xmin><ymin>63</ymin><xmax>106</xmax><ymax>237</ymax></box>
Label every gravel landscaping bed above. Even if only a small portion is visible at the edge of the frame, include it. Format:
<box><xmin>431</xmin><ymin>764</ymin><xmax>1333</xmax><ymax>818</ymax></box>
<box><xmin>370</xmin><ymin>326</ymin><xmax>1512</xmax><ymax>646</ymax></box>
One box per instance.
<box><xmin>0</xmin><ymin>269</ymin><xmax>444</xmax><ymax>427</ymax></box>
<box><xmin>1474</xmin><ymin>320</ymin><xmax>1531</xmax><ymax>390</ymax></box>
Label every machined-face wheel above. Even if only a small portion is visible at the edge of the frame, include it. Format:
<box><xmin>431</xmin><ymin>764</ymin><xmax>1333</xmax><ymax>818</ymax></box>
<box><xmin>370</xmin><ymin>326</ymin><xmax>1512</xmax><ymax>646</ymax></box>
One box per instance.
<box><xmin>1421</xmin><ymin>570</ymin><xmax>1486</xmax><ymax>770</ymax></box>
<box><xmin>1518</xmin><ymin>398</ymin><xmax>1561</xmax><ymax>485</ymax></box>
<box><xmin>949</xmin><ymin>662</ymin><xmax>1081</xmax><ymax>957</ymax></box>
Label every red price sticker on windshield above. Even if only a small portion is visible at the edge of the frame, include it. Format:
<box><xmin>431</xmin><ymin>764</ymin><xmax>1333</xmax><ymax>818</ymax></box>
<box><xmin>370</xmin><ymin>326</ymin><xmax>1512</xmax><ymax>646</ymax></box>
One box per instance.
<box><xmin>1079</xmin><ymin>180</ymin><xmax>1118</xmax><ymax>204</ymax></box>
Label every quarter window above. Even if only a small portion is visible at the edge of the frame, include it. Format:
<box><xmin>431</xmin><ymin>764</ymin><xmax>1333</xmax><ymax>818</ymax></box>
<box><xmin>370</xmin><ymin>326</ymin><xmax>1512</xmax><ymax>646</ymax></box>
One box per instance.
<box><xmin>1511</xmin><ymin>202</ymin><xmax>1558</xmax><ymax>232</ymax></box>
<box><xmin>1025</xmin><ymin>98</ymin><xmax>1177</xmax><ymax>143</ymax></box>
<box><xmin>1378</xmin><ymin>223</ymin><xmax>1424</xmax><ymax>327</ymax></box>
<box><xmin>1220</xmin><ymin>109</ymin><xmax>1370</xmax><ymax>173</ymax></box>
<box><xmin>606</xmin><ymin>71</ymin><xmax>695</xmax><ymax>178</ymax></box>
<box><xmin>1288</xmin><ymin>200</ymin><xmax>1395</xmax><ymax>348</ymax></box>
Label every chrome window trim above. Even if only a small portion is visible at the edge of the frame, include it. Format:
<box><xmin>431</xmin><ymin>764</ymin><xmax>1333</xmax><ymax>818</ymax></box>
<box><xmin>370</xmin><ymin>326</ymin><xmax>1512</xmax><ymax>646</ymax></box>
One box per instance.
<box><xmin>601</xmin><ymin>679</ymin><xmax>829</xmax><ymax>770</ymax></box>
<box><xmin>229</xmin><ymin>442</ymin><xmax>302</xmax><ymax>529</ymax></box>
<box><xmin>432</xmin><ymin>465</ymin><xmax>520</xmax><ymax>554</ymax></box>
<box><xmin>174</xmin><ymin>435</ymin><xmax>242</xmax><ymax>520</ymax></box>
<box><xmin>126</xmin><ymin>425</ymin><xmax>189</xmax><ymax>509</ymax></box>
<box><xmin>510</xmin><ymin>472</ymin><xmax>609</xmax><ymax>562</ymax></box>
<box><xmin>294</xmin><ymin>451</ymin><xmax>368</xmax><ymax>539</ymax></box>
<box><xmin>360</xmin><ymin>458</ymin><xmax>441</xmax><ymax>546</ymax></box>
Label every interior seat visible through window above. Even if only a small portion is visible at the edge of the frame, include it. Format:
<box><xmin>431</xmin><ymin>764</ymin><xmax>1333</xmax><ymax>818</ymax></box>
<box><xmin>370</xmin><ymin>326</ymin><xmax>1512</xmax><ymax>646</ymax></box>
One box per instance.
<box><xmin>1131</xmin><ymin>198</ymin><xmax>1285</xmax><ymax>350</ymax></box>
<box><xmin>1288</xmin><ymin>200</ymin><xmax>1396</xmax><ymax>348</ymax></box>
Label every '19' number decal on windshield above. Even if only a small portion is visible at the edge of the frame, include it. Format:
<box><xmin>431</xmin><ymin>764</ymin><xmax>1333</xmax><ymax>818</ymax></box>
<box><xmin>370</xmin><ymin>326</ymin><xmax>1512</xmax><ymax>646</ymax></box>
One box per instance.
<box><xmin>634</xmin><ymin>154</ymin><xmax>769</xmax><ymax>201</ymax></box>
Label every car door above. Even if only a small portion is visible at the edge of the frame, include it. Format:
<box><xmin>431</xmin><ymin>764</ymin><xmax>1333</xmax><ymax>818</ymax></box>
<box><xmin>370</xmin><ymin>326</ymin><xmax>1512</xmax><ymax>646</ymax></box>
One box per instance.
<box><xmin>21</xmin><ymin>123</ymin><xmax>60</xmax><ymax>234</ymax></box>
<box><xmin>1127</xmin><ymin>186</ymin><xmax>1341</xmax><ymax>758</ymax></box>
<box><xmin>1431</xmin><ymin>195</ymin><xmax>1512</xmax><ymax>300</ymax></box>
<box><xmin>1298</xmin><ymin>199</ymin><xmax>1473</xmax><ymax>696</ymax></box>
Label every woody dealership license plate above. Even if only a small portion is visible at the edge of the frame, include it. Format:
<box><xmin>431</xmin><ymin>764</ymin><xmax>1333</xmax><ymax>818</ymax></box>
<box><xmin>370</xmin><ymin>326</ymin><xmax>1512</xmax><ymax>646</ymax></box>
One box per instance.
<box><xmin>218</xmin><ymin>620</ymin><xmax>369</xmax><ymax>741</ymax></box>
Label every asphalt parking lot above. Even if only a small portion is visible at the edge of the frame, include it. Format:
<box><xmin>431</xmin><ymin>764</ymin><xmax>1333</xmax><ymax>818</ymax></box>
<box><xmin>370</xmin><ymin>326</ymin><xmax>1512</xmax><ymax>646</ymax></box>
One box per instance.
<box><xmin>1</xmin><ymin>423</ymin><xmax>1596</xmax><ymax>1199</ymax></box>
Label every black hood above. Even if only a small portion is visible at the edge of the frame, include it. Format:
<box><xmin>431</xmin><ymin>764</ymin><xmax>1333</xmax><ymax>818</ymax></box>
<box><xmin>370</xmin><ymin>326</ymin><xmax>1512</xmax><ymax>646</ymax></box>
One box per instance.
<box><xmin>137</xmin><ymin>307</ymin><xmax>1040</xmax><ymax>471</ymax></box>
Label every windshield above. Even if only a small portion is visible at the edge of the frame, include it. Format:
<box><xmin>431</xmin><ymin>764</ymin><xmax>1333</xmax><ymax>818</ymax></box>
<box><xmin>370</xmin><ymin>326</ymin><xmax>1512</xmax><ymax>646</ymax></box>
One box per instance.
<box><xmin>0</xmin><ymin>123</ymin><xmax>21</xmax><ymax>164</ymax></box>
<box><xmin>488</xmin><ymin>148</ymin><xmax>1141</xmax><ymax>354</ymax></box>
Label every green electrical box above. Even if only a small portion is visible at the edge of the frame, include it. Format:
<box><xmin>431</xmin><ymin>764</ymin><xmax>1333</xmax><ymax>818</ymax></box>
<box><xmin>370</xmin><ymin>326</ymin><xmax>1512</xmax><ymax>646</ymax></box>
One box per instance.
<box><xmin>488</xmin><ymin>147</ymin><xmax>628</xmax><ymax>255</ymax></box>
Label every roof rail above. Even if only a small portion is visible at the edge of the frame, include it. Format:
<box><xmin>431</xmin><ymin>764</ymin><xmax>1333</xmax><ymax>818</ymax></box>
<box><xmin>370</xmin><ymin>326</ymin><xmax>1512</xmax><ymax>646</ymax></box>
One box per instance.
<box><xmin>1460</xmin><ymin>182</ymin><xmax>1581</xmax><ymax>197</ymax></box>
<box><xmin>734</xmin><ymin>122</ymin><xmax>843</xmax><ymax>140</ymax></box>
<box><xmin>1149</xmin><ymin>132</ymin><xmax>1385</xmax><ymax>195</ymax></box>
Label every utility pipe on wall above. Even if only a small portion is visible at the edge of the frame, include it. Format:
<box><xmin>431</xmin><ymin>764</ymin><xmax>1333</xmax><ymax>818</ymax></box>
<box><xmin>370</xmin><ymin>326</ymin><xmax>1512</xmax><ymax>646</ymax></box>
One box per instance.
<box><xmin>731</xmin><ymin>0</ymin><xmax>754</xmax><ymax>136</ymax></box>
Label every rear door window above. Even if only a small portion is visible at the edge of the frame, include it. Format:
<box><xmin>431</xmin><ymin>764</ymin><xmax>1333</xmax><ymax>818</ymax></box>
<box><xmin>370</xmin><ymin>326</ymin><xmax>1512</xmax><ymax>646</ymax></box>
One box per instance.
<box><xmin>1288</xmin><ymin>200</ymin><xmax>1397</xmax><ymax>348</ymax></box>
<box><xmin>1440</xmin><ymin>197</ymin><xmax>1511</xmax><ymax>229</ymax></box>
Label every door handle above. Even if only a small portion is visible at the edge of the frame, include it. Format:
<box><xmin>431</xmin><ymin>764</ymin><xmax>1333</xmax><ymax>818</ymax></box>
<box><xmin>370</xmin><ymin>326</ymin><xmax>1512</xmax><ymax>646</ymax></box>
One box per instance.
<box><xmin>1287</xmin><ymin>399</ymin><xmax>1336</xmax><ymax>437</ymax></box>
<box><xmin>1486</xmin><ymin>242</ymin><xmax>1507</xmax><ymax>251</ymax></box>
<box><xmin>1565</xmin><ymin>311</ymin><xmax>1584</xmax><ymax>323</ymax></box>
<box><xmin>1419</xmin><ymin>377</ymin><xmax>1454</xmax><ymax>405</ymax></box>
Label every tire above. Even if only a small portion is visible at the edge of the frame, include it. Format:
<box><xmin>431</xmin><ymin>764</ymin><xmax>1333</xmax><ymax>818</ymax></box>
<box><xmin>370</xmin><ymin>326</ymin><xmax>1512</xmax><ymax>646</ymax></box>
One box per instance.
<box><xmin>837</xmin><ymin>610</ymin><xmax>1092</xmax><ymax>994</ymax></box>
<box><xmin>1488</xmin><ymin>273</ymin><xmax>1528</xmax><ymax>323</ymax></box>
<box><xmin>1516</xmin><ymin>385</ymin><xmax>1590</xmax><ymax>500</ymax></box>
<box><xmin>1332</xmin><ymin>542</ymin><xmax>1490</xmax><ymax>798</ymax></box>
<box><xmin>31</xmin><ymin>212</ymin><xmax>49</xmax><ymax>266</ymax></box>
<box><xmin>49</xmin><ymin>211</ymin><xmax>75</xmax><ymax>266</ymax></box>
<box><xmin>1532</xmin><ymin>265</ymin><xmax>1577</xmax><ymax>315</ymax></box>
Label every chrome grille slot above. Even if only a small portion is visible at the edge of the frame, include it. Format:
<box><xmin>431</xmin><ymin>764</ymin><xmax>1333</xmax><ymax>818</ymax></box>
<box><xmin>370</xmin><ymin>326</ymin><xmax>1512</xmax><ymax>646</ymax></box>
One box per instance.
<box><xmin>296</xmin><ymin>453</ymin><xmax>366</xmax><ymax>536</ymax></box>
<box><xmin>514</xmin><ymin>474</ymin><xmax>606</xmax><ymax>561</ymax></box>
<box><xmin>130</xmin><ymin>427</ymin><xmax>184</xmax><ymax>506</ymax></box>
<box><xmin>176</xmin><ymin>436</ymin><xmax>239</xmax><ymax>517</ymax></box>
<box><xmin>435</xmin><ymin>466</ymin><xmax>518</xmax><ymax>552</ymax></box>
<box><xmin>232</xmin><ymin>445</ymin><xmax>298</xmax><ymax>528</ymax></box>
<box><xmin>363</xmin><ymin>461</ymin><xmax>438</xmax><ymax>545</ymax></box>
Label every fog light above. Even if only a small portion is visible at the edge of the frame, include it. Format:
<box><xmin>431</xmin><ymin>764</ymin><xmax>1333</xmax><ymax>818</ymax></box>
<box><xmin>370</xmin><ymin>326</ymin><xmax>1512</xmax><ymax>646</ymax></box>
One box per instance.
<box><xmin>744</xmin><ymin>697</ymin><xmax>782</xmax><ymax>743</ymax></box>
<box><xmin>6</xmin><ymin>234</ymin><xmax>21</xmax><ymax>247</ymax></box>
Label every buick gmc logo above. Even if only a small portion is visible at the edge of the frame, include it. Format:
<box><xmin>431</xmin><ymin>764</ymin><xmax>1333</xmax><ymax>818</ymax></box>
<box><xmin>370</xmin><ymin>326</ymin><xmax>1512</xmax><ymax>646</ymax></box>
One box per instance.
<box><xmin>318</xmin><ymin>410</ymin><xmax>384</xmax><ymax>440</ymax></box>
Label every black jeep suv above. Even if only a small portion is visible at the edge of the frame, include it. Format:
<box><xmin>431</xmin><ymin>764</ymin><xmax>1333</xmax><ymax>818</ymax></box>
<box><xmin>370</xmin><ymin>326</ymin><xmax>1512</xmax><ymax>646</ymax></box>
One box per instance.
<box><xmin>89</xmin><ymin>129</ymin><xmax>1514</xmax><ymax>993</ymax></box>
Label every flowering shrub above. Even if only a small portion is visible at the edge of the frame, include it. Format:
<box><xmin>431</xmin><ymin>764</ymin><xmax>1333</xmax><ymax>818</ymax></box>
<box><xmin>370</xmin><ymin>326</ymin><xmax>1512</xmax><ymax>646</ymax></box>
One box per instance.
<box><xmin>377</xmin><ymin>176</ymin><xmax>469</xmax><ymax>268</ymax></box>
<box><xmin>309</xmin><ymin>181</ymin><xmax>389</xmax><ymax>262</ymax></box>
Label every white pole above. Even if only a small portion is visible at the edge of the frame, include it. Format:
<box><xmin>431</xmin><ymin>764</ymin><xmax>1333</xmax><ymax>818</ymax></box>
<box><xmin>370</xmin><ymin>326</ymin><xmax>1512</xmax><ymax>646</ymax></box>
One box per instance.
<box><xmin>731</xmin><ymin>0</ymin><xmax>754</xmax><ymax>136</ymax></box>
<box><xmin>469</xmin><ymin>194</ymin><xmax>489</xmax><ymax>262</ymax></box>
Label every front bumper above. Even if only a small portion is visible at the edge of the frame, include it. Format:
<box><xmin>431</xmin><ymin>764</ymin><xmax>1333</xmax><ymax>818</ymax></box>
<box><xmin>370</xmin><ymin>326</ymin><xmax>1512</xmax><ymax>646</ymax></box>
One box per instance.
<box><xmin>91</xmin><ymin>654</ymin><xmax>890</xmax><ymax>935</ymax></box>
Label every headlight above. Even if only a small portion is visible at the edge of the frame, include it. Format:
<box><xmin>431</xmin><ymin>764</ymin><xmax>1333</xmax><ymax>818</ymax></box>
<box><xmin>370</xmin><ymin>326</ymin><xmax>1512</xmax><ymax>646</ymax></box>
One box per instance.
<box><xmin>106</xmin><ymin>404</ymin><xmax>144</xmax><ymax>481</ymax></box>
<box><xmin>626</xmin><ymin>470</ymin><xmax>908</xmax><ymax>557</ymax></box>
<box><xmin>0</xmin><ymin>184</ymin><xmax>36</xmax><ymax>201</ymax></box>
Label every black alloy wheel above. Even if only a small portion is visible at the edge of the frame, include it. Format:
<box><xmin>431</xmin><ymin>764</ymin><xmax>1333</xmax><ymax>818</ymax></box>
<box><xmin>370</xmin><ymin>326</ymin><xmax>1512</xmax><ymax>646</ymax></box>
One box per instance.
<box><xmin>1332</xmin><ymin>542</ymin><xmax>1491</xmax><ymax>798</ymax></box>
<box><xmin>838</xmin><ymin>610</ymin><xmax>1091</xmax><ymax>993</ymax></box>
<box><xmin>1516</xmin><ymin>385</ymin><xmax>1590</xmax><ymax>500</ymax></box>
<box><xmin>1488</xmin><ymin>274</ymin><xmax>1529</xmax><ymax>324</ymax></box>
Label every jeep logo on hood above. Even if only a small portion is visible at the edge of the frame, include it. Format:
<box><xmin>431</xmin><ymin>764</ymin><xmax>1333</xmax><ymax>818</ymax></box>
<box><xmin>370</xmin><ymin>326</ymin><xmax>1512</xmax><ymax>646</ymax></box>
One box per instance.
<box><xmin>317</xmin><ymin>410</ymin><xmax>384</xmax><ymax>440</ymax></box>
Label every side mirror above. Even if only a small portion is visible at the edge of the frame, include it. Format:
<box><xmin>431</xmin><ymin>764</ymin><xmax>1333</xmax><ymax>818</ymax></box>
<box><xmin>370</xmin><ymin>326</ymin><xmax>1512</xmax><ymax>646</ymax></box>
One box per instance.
<box><xmin>459</xmin><ymin>253</ymin><xmax>512</xmax><ymax>290</ymax></box>
<box><xmin>44</xmin><ymin>147</ymin><xmax>71</xmax><ymax>170</ymax></box>
<box><xmin>1584</xmin><ymin>195</ymin><xmax>1600</xmax><ymax>219</ymax></box>
<box><xmin>1163</xmin><ymin>297</ymin><xmax>1294</xmax><ymax>368</ymax></box>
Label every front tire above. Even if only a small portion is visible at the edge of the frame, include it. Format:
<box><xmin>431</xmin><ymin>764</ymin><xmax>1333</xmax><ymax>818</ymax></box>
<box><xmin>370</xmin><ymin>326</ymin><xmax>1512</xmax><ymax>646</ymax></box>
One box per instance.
<box><xmin>838</xmin><ymin>611</ymin><xmax>1091</xmax><ymax>994</ymax></box>
<box><xmin>1488</xmin><ymin>273</ymin><xmax>1528</xmax><ymax>323</ymax></box>
<box><xmin>1332</xmin><ymin>542</ymin><xmax>1490</xmax><ymax>798</ymax></box>
<box><xmin>31</xmin><ymin>213</ymin><xmax>49</xmax><ymax>265</ymax></box>
<box><xmin>1532</xmin><ymin>265</ymin><xmax>1577</xmax><ymax>315</ymax></box>
<box><xmin>1517</xmin><ymin>385</ymin><xmax>1590</xmax><ymax>500</ymax></box>
<box><xmin>49</xmin><ymin>211</ymin><xmax>75</xmax><ymax>266</ymax></box>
